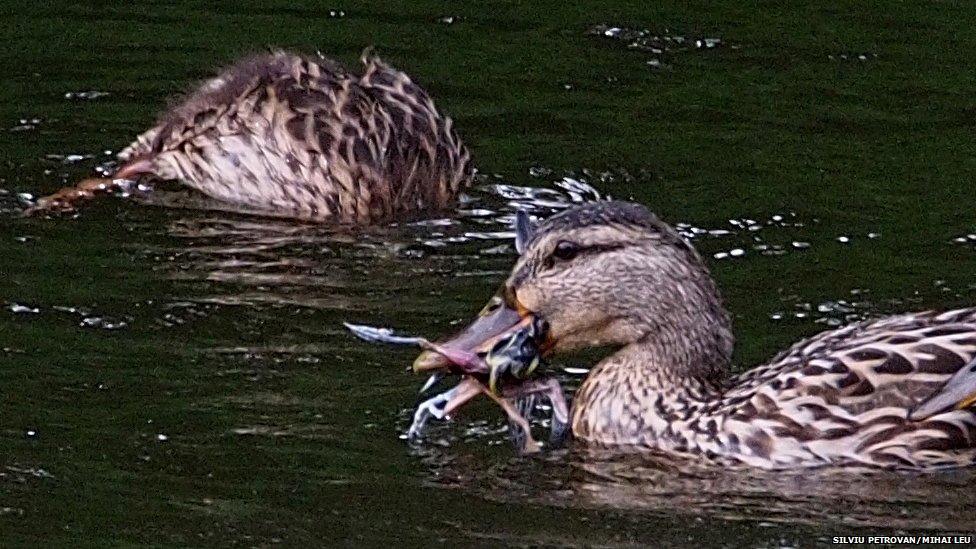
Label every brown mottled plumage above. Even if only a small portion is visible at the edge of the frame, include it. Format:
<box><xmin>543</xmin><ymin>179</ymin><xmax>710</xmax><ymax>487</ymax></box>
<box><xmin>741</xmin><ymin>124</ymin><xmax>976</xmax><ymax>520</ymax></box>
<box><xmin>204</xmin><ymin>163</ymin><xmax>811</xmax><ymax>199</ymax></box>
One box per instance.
<box><xmin>31</xmin><ymin>50</ymin><xmax>473</xmax><ymax>223</ymax></box>
<box><xmin>419</xmin><ymin>201</ymin><xmax>976</xmax><ymax>469</ymax></box>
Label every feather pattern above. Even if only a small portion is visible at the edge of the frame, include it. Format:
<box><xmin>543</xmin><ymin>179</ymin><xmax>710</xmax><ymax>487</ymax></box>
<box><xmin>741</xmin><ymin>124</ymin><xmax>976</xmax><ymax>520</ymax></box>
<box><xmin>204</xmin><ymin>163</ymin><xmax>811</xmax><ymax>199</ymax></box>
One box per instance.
<box><xmin>116</xmin><ymin>50</ymin><xmax>472</xmax><ymax>223</ymax></box>
<box><xmin>567</xmin><ymin>281</ymin><xmax>976</xmax><ymax>468</ymax></box>
<box><xmin>498</xmin><ymin>201</ymin><xmax>976</xmax><ymax>469</ymax></box>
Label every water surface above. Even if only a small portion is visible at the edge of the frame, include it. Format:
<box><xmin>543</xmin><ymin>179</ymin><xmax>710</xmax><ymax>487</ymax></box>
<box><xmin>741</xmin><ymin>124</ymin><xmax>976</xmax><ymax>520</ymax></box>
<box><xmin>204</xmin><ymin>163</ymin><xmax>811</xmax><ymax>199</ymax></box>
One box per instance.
<box><xmin>2</xmin><ymin>2</ymin><xmax>976</xmax><ymax>546</ymax></box>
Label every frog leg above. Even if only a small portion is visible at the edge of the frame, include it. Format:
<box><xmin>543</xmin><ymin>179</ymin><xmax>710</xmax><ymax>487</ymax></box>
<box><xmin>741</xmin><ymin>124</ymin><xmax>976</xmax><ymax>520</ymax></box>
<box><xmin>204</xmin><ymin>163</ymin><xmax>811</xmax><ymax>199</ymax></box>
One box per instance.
<box><xmin>407</xmin><ymin>376</ymin><xmax>484</xmax><ymax>440</ymax></box>
<box><xmin>503</xmin><ymin>377</ymin><xmax>570</xmax><ymax>446</ymax></box>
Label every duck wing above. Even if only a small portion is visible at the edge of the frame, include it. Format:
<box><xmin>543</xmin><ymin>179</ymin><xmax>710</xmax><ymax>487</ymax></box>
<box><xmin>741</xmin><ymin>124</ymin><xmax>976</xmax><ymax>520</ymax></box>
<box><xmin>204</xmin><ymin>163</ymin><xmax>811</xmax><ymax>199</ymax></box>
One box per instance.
<box><xmin>723</xmin><ymin>308</ymin><xmax>976</xmax><ymax>467</ymax></box>
<box><xmin>909</xmin><ymin>357</ymin><xmax>976</xmax><ymax>420</ymax></box>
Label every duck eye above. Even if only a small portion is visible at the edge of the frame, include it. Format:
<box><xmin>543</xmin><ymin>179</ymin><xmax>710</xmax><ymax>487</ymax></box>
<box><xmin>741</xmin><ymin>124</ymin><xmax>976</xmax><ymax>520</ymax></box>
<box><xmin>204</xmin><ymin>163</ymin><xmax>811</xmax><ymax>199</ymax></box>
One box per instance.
<box><xmin>553</xmin><ymin>241</ymin><xmax>580</xmax><ymax>261</ymax></box>
<box><xmin>480</xmin><ymin>296</ymin><xmax>502</xmax><ymax>316</ymax></box>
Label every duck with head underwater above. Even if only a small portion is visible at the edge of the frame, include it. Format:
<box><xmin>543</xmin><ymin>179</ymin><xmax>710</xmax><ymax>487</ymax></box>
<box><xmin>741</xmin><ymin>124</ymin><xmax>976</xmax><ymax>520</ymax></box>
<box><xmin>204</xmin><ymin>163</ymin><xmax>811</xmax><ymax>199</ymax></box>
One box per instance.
<box><xmin>413</xmin><ymin>201</ymin><xmax>976</xmax><ymax>469</ymax></box>
<box><xmin>28</xmin><ymin>49</ymin><xmax>472</xmax><ymax>223</ymax></box>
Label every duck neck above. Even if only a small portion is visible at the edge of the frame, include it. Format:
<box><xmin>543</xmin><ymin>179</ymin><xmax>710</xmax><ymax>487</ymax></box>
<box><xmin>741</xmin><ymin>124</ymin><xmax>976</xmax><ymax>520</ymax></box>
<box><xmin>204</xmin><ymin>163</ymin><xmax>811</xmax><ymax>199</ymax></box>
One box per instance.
<box><xmin>570</xmin><ymin>328</ymin><xmax>732</xmax><ymax>446</ymax></box>
<box><xmin>625</xmin><ymin>339</ymin><xmax>727</xmax><ymax>393</ymax></box>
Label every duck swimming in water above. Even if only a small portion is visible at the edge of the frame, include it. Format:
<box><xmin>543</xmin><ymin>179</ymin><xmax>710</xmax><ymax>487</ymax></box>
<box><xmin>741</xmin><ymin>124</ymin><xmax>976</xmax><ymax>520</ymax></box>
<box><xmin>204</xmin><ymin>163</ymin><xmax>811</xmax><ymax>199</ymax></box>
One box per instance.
<box><xmin>29</xmin><ymin>50</ymin><xmax>472</xmax><ymax>223</ymax></box>
<box><xmin>413</xmin><ymin>201</ymin><xmax>976</xmax><ymax>469</ymax></box>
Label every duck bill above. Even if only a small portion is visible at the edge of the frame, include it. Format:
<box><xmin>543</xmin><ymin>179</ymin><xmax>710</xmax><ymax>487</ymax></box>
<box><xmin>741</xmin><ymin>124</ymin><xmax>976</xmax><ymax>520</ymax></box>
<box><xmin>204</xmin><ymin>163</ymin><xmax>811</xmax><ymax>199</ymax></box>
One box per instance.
<box><xmin>413</xmin><ymin>290</ymin><xmax>535</xmax><ymax>373</ymax></box>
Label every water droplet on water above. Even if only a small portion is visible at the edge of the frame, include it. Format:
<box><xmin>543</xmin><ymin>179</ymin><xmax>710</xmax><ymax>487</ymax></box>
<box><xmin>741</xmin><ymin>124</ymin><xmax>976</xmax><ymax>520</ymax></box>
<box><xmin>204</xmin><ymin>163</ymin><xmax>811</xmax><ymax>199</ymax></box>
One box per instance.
<box><xmin>64</xmin><ymin>90</ymin><xmax>110</xmax><ymax>100</ymax></box>
<box><xmin>587</xmin><ymin>24</ymin><xmax>729</xmax><ymax>70</ymax></box>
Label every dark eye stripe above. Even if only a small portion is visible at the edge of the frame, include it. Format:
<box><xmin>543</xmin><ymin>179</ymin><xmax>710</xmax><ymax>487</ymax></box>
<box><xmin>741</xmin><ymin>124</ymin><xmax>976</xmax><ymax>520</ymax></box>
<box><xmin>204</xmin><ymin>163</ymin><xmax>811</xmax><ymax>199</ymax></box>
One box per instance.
<box><xmin>546</xmin><ymin>242</ymin><xmax>624</xmax><ymax>267</ymax></box>
<box><xmin>583</xmin><ymin>243</ymin><xmax>626</xmax><ymax>255</ymax></box>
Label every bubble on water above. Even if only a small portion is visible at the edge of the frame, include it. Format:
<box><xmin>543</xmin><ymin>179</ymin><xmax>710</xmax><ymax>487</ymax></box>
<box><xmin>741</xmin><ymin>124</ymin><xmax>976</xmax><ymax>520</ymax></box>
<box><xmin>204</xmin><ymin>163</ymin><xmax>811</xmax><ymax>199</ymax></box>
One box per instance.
<box><xmin>587</xmin><ymin>24</ymin><xmax>729</xmax><ymax>70</ymax></box>
<box><xmin>80</xmin><ymin>316</ymin><xmax>129</xmax><ymax>330</ymax></box>
<box><xmin>64</xmin><ymin>90</ymin><xmax>110</xmax><ymax>100</ymax></box>
<box><xmin>837</xmin><ymin>236</ymin><xmax>850</xmax><ymax>243</ymax></box>
<box><xmin>45</xmin><ymin>153</ymin><xmax>93</xmax><ymax>164</ymax></box>
<box><xmin>10</xmin><ymin>117</ymin><xmax>41</xmax><ymax>131</ymax></box>
<box><xmin>6</xmin><ymin>466</ymin><xmax>54</xmax><ymax>479</ymax></box>
<box><xmin>829</xmin><ymin>52</ymin><xmax>878</xmax><ymax>62</ymax></box>
<box><xmin>775</xmin><ymin>291</ymin><xmax>876</xmax><ymax>327</ymax></box>
<box><xmin>49</xmin><ymin>305</ymin><xmax>131</xmax><ymax>330</ymax></box>
<box><xmin>8</xmin><ymin>303</ymin><xmax>40</xmax><ymax>314</ymax></box>
<box><xmin>527</xmin><ymin>165</ymin><xmax>553</xmax><ymax>179</ymax></box>
<box><xmin>156</xmin><ymin>434</ymin><xmax>169</xmax><ymax>442</ymax></box>
<box><xmin>437</xmin><ymin>15</ymin><xmax>458</xmax><ymax>24</ymax></box>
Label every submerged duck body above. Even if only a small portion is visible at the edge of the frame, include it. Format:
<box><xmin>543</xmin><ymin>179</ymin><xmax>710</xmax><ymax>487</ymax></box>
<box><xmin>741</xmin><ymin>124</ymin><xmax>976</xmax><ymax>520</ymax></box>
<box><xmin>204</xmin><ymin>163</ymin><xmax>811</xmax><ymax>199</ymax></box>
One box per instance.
<box><xmin>35</xmin><ymin>51</ymin><xmax>473</xmax><ymax>223</ymax></box>
<box><xmin>415</xmin><ymin>201</ymin><xmax>976</xmax><ymax>469</ymax></box>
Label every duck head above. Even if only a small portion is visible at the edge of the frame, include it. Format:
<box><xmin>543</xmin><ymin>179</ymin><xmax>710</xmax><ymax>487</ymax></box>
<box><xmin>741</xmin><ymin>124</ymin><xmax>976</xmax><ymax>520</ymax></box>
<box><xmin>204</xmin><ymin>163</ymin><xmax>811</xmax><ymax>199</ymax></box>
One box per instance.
<box><xmin>414</xmin><ymin>201</ymin><xmax>734</xmax><ymax>387</ymax></box>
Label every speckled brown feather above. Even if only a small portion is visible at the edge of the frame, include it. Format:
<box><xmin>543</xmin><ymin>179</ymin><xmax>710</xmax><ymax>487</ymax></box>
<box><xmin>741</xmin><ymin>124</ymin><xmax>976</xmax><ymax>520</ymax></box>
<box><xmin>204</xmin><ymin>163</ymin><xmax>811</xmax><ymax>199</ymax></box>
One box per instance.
<box><xmin>571</xmin><ymin>310</ymin><xmax>976</xmax><ymax>469</ymax></box>
<box><xmin>55</xmin><ymin>50</ymin><xmax>472</xmax><ymax>223</ymax></box>
<box><xmin>505</xmin><ymin>202</ymin><xmax>976</xmax><ymax>469</ymax></box>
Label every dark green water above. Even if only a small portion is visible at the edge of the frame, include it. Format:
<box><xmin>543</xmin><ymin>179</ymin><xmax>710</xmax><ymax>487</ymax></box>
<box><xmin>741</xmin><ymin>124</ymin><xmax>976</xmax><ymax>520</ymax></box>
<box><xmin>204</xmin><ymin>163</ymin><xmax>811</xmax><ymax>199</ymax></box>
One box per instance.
<box><xmin>2</xmin><ymin>2</ymin><xmax>976</xmax><ymax>546</ymax></box>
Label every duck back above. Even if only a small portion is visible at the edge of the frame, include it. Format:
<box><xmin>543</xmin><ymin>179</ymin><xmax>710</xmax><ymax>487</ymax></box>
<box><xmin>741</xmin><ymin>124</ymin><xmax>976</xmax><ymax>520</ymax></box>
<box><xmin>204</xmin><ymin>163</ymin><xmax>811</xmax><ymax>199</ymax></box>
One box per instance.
<box><xmin>118</xmin><ymin>51</ymin><xmax>472</xmax><ymax>223</ymax></box>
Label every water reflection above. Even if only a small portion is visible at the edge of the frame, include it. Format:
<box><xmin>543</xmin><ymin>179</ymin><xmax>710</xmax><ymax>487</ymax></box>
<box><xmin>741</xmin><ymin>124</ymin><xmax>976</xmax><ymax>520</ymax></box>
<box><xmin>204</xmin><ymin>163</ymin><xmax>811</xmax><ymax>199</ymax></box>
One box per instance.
<box><xmin>123</xmin><ymin>174</ymin><xmax>605</xmax><ymax>310</ymax></box>
<box><xmin>415</xmin><ymin>445</ymin><xmax>976</xmax><ymax>531</ymax></box>
<box><xmin>4</xmin><ymin>166</ymin><xmax>976</xmax><ymax>541</ymax></box>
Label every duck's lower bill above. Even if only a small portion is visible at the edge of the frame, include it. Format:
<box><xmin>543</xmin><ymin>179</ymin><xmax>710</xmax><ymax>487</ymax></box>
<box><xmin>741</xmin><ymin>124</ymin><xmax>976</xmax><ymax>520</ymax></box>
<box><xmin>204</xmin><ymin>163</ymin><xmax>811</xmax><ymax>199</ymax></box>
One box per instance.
<box><xmin>412</xmin><ymin>289</ymin><xmax>538</xmax><ymax>373</ymax></box>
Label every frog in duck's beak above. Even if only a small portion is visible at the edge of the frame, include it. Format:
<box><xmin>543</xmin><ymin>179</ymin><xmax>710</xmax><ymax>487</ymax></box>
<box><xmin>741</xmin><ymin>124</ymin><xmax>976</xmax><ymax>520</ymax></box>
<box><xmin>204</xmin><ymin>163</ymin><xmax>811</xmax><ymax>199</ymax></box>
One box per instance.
<box><xmin>411</xmin><ymin>285</ymin><xmax>546</xmax><ymax>388</ymax></box>
<box><xmin>413</xmin><ymin>211</ymin><xmax>551</xmax><ymax>391</ymax></box>
<box><xmin>407</xmin><ymin>212</ymin><xmax>569</xmax><ymax>452</ymax></box>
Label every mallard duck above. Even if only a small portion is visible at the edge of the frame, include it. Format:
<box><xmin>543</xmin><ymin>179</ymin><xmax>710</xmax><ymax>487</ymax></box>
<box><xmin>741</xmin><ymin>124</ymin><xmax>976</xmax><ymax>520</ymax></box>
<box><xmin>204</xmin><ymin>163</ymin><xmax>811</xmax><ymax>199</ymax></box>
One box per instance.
<box><xmin>412</xmin><ymin>201</ymin><xmax>976</xmax><ymax>469</ymax></box>
<box><xmin>28</xmin><ymin>50</ymin><xmax>472</xmax><ymax>223</ymax></box>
